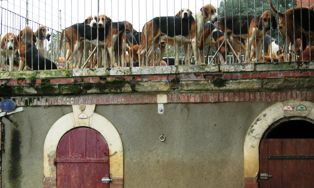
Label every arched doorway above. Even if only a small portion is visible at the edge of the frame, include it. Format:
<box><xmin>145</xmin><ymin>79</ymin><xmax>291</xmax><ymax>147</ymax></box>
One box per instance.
<box><xmin>259</xmin><ymin>119</ymin><xmax>314</xmax><ymax>188</ymax></box>
<box><xmin>56</xmin><ymin>127</ymin><xmax>110</xmax><ymax>187</ymax></box>
<box><xmin>244</xmin><ymin>101</ymin><xmax>314</xmax><ymax>188</ymax></box>
<box><xmin>43</xmin><ymin>105</ymin><xmax>123</xmax><ymax>188</ymax></box>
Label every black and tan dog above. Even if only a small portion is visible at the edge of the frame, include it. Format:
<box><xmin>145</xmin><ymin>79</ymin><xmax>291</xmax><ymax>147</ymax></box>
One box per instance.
<box><xmin>269</xmin><ymin>0</ymin><xmax>314</xmax><ymax>61</ymax></box>
<box><xmin>19</xmin><ymin>41</ymin><xmax>57</xmax><ymax>70</ymax></box>
<box><xmin>215</xmin><ymin>10</ymin><xmax>276</xmax><ymax>63</ymax></box>
<box><xmin>139</xmin><ymin>8</ymin><xmax>196</xmax><ymax>66</ymax></box>
<box><xmin>60</xmin><ymin>16</ymin><xmax>106</xmax><ymax>68</ymax></box>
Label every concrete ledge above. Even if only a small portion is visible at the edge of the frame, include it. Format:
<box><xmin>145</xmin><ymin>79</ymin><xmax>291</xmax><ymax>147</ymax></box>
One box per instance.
<box><xmin>0</xmin><ymin>62</ymin><xmax>313</xmax><ymax>79</ymax></box>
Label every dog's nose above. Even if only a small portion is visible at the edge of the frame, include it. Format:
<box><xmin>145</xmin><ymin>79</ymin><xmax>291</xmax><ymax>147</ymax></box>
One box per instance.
<box><xmin>184</xmin><ymin>13</ymin><xmax>188</xmax><ymax>18</ymax></box>
<box><xmin>8</xmin><ymin>46</ymin><xmax>13</xmax><ymax>50</ymax></box>
<box><xmin>46</xmin><ymin>34</ymin><xmax>51</xmax><ymax>41</ymax></box>
<box><xmin>93</xmin><ymin>23</ymin><xmax>97</xmax><ymax>27</ymax></box>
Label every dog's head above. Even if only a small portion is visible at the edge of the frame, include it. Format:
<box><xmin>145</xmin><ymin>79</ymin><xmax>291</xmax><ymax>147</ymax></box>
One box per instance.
<box><xmin>258</xmin><ymin>10</ymin><xmax>277</xmax><ymax>31</ymax></box>
<box><xmin>176</xmin><ymin>8</ymin><xmax>193</xmax><ymax>20</ymax></box>
<box><xmin>124</xmin><ymin>21</ymin><xmax>134</xmax><ymax>33</ymax></box>
<box><xmin>97</xmin><ymin>15</ymin><xmax>112</xmax><ymax>28</ymax></box>
<box><xmin>18</xmin><ymin>26</ymin><xmax>36</xmax><ymax>44</ymax></box>
<box><xmin>1</xmin><ymin>33</ymin><xmax>18</xmax><ymax>51</ymax></box>
<box><xmin>84</xmin><ymin>16</ymin><xmax>98</xmax><ymax>27</ymax></box>
<box><xmin>200</xmin><ymin>4</ymin><xmax>217</xmax><ymax>22</ymax></box>
<box><xmin>35</xmin><ymin>26</ymin><xmax>51</xmax><ymax>41</ymax></box>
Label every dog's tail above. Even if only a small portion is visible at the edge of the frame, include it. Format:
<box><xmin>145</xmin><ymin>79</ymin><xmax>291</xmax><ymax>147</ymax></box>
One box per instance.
<box><xmin>269</xmin><ymin>0</ymin><xmax>284</xmax><ymax>16</ymax></box>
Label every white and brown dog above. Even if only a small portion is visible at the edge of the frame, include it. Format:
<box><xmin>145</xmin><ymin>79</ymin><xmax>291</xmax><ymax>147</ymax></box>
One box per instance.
<box><xmin>17</xmin><ymin>26</ymin><xmax>37</xmax><ymax>70</ymax></box>
<box><xmin>97</xmin><ymin>15</ymin><xmax>128</xmax><ymax>68</ymax></box>
<box><xmin>139</xmin><ymin>4</ymin><xmax>216</xmax><ymax>66</ymax></box>
<box><xmin>60</xmin><ymin>16</ymin><xmax>99</xmax><ymax>68</ymax></box>
<box><xmin>34</xmin><ymin>26</ymin><xmax>51</xmax><ymax>58</ymax></box>
<box><xmin>0</xmin><ymin>32</ymin><xmax>19</xmax><ymax>71</ymax></box>
<box><xmin>245</xmin><ymin>10</ymin><xmax>277</xmax><ymax>62</ymax></box>
<box><xmin>194</xmin><ymin>4</ymin><xmax>217</xmax><ymax>64</ymax></box>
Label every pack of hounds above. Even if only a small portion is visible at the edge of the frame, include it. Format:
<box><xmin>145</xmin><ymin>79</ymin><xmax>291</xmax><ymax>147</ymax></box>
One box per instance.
<box><xmin>1</xmin><ymin>0</ymin><xmax>314</xmax><ymax>71</ymax></box>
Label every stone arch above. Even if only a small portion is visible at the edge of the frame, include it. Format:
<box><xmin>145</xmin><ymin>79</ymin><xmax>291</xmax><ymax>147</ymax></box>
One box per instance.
<box><xmin>244</xmin><ymin>100</ymin><xmax>314</xmax><ymax>187</ymax></box>
<box><xmin>43</xmin><ymin>105</ymin><xmax>123</xmax><ymax>188</ymax></box>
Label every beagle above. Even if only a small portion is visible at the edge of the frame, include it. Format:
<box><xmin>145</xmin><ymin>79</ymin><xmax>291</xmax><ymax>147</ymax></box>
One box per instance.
<box><xmin>139</xmin><ymin>8</ymin><xmax>196</xmax><ymax>66</ymax></box>
<box><xmin>0</xmin><ymin>32</ymin><xmax>19</xmax><ymax>71</ymax></box>
<box><xmin>245</xmin><ymin>10</ymin><xmax>277</xmax><ymax>62</ymax></box>
<box><xmin>17</xmin><ymin>26</ymin><xmax>37</xmax><ymax>70</ymax></box>
<box><xmin>18</xmin><ymin>41</ymin><xmax>57</xmax><ymax>70</ymax></box>
<box><xmin>298</xmin><ymin>46</ymin><xmax>314</xmax><ymax>62</ymax></box>
<box><xmin>194</xmin><ymin>4</ymin><xmax>217</xmax><ymax>64</ymax></box>
<box><xmin>60</xmin><ymin>16</ymin><xmax>101</xmax><ymax>68</ymax></box>
<box><xmin>215</xmin><ymin>15</ymin><xmax>253</xmax><ymax>62</ymax></box>
<box><xmin>269</xmin><ymin>0</ymin><xmax>314</xmax><ymax>61</ymax></box>
<box><xmin>34</xmin><ymin>26</ymin><xmax>51</xmax><ymax>58</ymax></box>
<box><xmin>97</xmin><ymin>15</ymin><xmax>126</xmax><ymax>68</ymax></box>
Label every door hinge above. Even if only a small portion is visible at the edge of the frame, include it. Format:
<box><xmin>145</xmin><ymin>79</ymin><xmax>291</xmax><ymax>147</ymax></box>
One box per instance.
<box><xmin>259</xmin><ymin>172</ymin><xmax>272</xmax><ymax>180</ymax></box>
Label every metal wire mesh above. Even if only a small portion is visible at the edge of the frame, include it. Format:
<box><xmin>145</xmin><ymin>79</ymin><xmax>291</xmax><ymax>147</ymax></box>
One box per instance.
<box><xmin>0</xmin><ymin>0</ymin><xmax>313</xmax><ymax>71</ymax></box>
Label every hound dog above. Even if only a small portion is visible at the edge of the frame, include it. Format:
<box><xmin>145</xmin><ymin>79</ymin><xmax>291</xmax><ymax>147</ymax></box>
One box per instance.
<box><xmin>0</xmin><ymin>32</ymin><xmax>19</xmax><ymax>71</ymax></box>
<box><xmin>245</xmin><ymin>10</ymin><xmax>277</xmax><ymax>62</ymax></box>
<box><xmin>299</xmin><ymin>46</ymin><xmax>314</xmax><ymax>62</ymax></box>
<box><xmin>216</xmin><ymin>12</ymin><xmax>276</xmax><ymax>63</ymax></box>
<box><xmin>34</xmin><ymin>26</ymin><xmax>51</xmax><ymax>57</ymax></box>
<box><xmin>269</xmin><ymin>0</ymin><xmax>314</xmax><ymax>61</ymax></box>
<box><xmin>17</xmin><ymin>26</ymin><xmax>37</xmax><ymax>70</ymax></box>
<box><xmin>139</xmin><ymin>8</ymin><xmax>196</xmax><ymax>66</ymax></box>
<box><xmin>194</xmin><ymin>4</ymin><xmax>217</xmax><ymax>64</ymax></box>
<box><xmin>97</xmin><ymin>15</ymin><xmax>128</xmax><ymax>68</ymax></box>
<box><xmin>215</xmin><ymin>15</ymin><xmax>253</xmax><ymax>62</ymax></box>
<box><xmin>60</xmin><ymin>16</ymin><xmax>100</xmax><ymax>68</ymax></box>
<box><xmin>18</xmin><ymin>40</ymin><xmax>57</xmax><ymax>70</ymax></box>
<box><xmin>198</xmin><ymin>22</ymin><xmax>218</xmax><ymax>59</ymax></box>
<box><xmin>262</xmin><ymin>35</ymin><xmax>281</xmax><ymax>62</ymax></box>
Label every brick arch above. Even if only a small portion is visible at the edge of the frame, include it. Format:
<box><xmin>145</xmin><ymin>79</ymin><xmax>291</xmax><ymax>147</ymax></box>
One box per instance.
<box><xmin>244</xmin><ymin>101</ymin><xmax>314</xmax><ymax>188</ymax></box>
<box><xmin>43</xmin><ymin>105</ymin><xmax>123</xmax><ymax>188</ymax></box>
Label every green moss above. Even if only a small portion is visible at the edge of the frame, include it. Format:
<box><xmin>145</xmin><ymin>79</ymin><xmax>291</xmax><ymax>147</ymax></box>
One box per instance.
<box><xmin>105</xmin><ymin>79</ymin><xmax>128</xmax><ymax>92</ymax></box>
<box><xmin>0</xmin><ymin>84</ymin><xmax>13</xmax><ymax>96</ymax></box>
<box><xmin>59</xmin><ymin>84</ymin><xmax>83</xmax><ymax>94</ymax></box>
<box><xmin>212</xmin><ymin>78</ymin><xmax>227</xmax><ymax>88</ymax></box>
<box><xmin>28</xmin><ymin>74</ymin><xmax>37</xmax><ymax>87</ymax></box>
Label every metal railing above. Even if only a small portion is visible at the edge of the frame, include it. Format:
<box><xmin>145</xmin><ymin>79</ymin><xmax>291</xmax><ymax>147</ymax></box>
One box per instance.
<box><xmin>0</xmin><ymin>0</ymin><xmax>313</xmax><ymax>72</ymax></box>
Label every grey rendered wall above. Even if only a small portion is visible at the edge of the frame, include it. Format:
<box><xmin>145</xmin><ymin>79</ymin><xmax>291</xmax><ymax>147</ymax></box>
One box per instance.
<box><xmin>2</xmin><ymin>103</ymin><xmax>270</xmax><ymax>188</ymax></box>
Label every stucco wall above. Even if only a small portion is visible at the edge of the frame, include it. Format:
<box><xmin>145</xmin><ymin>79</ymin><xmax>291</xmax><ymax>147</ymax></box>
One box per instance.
<box><xmin>2</xmin><ymin>103</ymin><xmax>270</xmax><ymax>188</ymax></box>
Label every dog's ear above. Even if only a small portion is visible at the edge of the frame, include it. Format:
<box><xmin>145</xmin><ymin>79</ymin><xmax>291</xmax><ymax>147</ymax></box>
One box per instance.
<box><xmin>258</xmin><ymin>17</ymin><xmax>263</xmax><ymax>30</ymax></box>
<box><xmin>1</xmin><ymin>36</ymin><xmax>6</xmax><ymax>49</ymax></box>
<box><xmin>105</xmin><ymin>17</ymin><xmax>112</xmax><ymax>29</ymax></box>
<box><xmin>14</xmin><ymin>35</ymin><xmax>19</xmax><ymax>49</ymax></box>
<box><xmin>175</xmin><ymin>10</ymin><xmax>182</xmax><ymax>17</ymax></box>
<box><xmin>271</xmin><ymin>15</ymin><xmax>277</xmax><ymax>29</ymax></box>
<box><xmin>33</xmin><ymin>34</ymin><xmax>37</xmax><ymax>44</ymax></box>
<box><xmin>200</xmin><ymin>7</ymin><xmax>209</xmax><ymax>18</ymax></box>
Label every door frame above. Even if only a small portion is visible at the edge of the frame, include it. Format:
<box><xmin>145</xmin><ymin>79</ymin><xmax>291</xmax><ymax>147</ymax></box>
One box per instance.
<box><xmin>43</xmin><ymin>105</ymin><xmax>123</xmax><ymax>188</ymax></box>
<box><xmin>244</xmin><ymin>100</ymin><xmax>314</xmax><ymax>188</ymax></box>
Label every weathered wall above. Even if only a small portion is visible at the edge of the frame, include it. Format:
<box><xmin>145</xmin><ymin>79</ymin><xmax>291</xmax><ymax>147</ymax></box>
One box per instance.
<box><xmin>2</xmin><ymin>103</ymin><xmax>270</xmax><ymax>188</ymax></box>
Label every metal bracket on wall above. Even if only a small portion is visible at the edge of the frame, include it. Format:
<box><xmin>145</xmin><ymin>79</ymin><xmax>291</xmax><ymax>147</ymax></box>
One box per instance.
<box><xmin>157</xmin><ymin>94</ymin><xmax>167</xmax><ymax>114</ymax></box>
<box><xmin>0</xmin><ymin>107</ymin><xmax>24</xmax><ymax>118</ymax></box>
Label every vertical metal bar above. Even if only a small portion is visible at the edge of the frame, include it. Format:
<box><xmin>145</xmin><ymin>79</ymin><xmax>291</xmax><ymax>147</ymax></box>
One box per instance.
<box><xmin>25</xmin><ymin>0</ymin><xmax>28</xmax><ymax>24</ymax></box>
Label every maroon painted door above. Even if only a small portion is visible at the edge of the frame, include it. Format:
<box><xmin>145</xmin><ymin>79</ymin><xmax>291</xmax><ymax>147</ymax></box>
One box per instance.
<box><xmin>56</xmin><ymin>127</ymin><xmax>110</xmax><ymax>188</ymax></box>
<box><xmin>259</xmin><ymin>139</ymin><xmax>314</xmax><ymax>188</ymax></box>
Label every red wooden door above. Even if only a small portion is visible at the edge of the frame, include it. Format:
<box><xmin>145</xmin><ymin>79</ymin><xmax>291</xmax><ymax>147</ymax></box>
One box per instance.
<box><xmin>56</xmin><ymin>127</ymin><xmax>110</xmax><ymax>188</ymax></box>
<box><xmin>259</xmin><ymin>139</ymin><xmax>314</xmax><ymax>188</ymax></box>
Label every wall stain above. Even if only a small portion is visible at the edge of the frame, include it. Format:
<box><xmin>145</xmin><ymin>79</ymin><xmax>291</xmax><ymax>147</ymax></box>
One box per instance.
<box><xmin>9</xmin><ymin>127</ymin><xmax>22</xmax><ymax>188</ymax></box>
